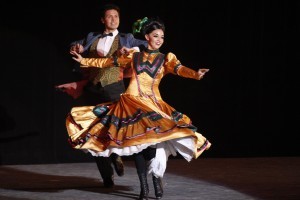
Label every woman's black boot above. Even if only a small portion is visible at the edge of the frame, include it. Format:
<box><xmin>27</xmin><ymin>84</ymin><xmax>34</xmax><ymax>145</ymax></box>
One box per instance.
<box><xmin>152</xmin><ymin>175</ymin><xmax>163</xmax><ymax>199</ymax></box>
<box><xmin>138</xmin><ymin>173</ymin><xmax>149</xmax><ymax>200</ymax></box>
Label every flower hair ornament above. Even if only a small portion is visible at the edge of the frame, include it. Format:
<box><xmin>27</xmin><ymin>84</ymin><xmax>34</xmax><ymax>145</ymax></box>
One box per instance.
<box><xmin>132</xmin><ymin>17</ymin><xmax>148</xmax><ymax>35</ymax></box>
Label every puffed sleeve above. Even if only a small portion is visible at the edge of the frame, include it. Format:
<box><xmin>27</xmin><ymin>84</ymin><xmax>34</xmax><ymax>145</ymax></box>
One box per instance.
<box><xmin>164</xmin><ymin>52</ymin><xmax>200</xmax><ymax>80</ymax></box>
<box><xmin>164</xmin><ymin>52</ymin><xmax>182</xmax><ymax>75</ymax></box>
<box><xmin>80</xmin><ymin>57</ymin><xmax>114</xmax><ymax>68</ymax></box>
<box><xmin>80</xmin><ymin>49</ymin><xmax>137</xmax><ymax>68</ymax></box>
<box><xmin>115</xmin><ymin>49</ymin><xmax>136</xmax><ymax>67</ymax></box>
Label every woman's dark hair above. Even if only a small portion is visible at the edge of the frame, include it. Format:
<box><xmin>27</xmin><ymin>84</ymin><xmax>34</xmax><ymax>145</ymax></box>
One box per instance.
<box><xmin>101</xmin><ymin>3</ymin><xmax>120</xmax><ymax>18</ymax></box>
<box><xmin>142</xmin><ymin>17</ymin><xmax>165</xmax><ymax>36</ymax></box>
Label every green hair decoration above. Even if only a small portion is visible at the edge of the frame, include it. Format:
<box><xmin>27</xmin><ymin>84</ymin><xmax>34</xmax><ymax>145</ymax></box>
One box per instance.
<box><xmin>132</xmin><ymin>17</ymin><xmax>148</xmax><ymax>35</ymax></box>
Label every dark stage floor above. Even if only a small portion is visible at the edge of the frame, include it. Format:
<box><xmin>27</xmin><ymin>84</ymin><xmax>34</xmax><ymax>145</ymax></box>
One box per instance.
<box><xmin>0</xmin><ymin>157</ymin><xmax>299</xmax><ymax>200</ymax></box>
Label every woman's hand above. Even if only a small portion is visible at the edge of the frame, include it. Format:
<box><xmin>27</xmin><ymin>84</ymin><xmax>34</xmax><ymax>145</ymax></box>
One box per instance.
<box><xmin>197</xmin><ymin>68</ymin><xmax>209</xmax><ymax>79</ymax></box>
<box><xmin>70</xmin><ymin>50</ymin><xmax>83</xmax><ymax>63</ymax></box>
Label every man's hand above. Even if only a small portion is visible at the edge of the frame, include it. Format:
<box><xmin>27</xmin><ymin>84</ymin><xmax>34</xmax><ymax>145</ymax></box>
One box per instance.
<box><xmin>70</xmin><ymin>43</ymin><xmax>84</xmax><ymax>53</ymax></box>
<box><xmin>118</xmin><ymin>47</ymin><xmax>131</xmax><ymax>55</ymax></box>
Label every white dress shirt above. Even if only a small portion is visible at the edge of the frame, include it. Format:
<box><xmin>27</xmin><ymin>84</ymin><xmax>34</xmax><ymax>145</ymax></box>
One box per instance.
<box><xmin>96</xmin><ymin>29</ymin><xmax>119</xmax><ymax>57</ymax></box>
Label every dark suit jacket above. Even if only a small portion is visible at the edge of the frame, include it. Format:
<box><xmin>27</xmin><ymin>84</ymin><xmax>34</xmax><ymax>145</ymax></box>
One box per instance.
<box><xmin>71</xmin><ymin>32</ymin><xmax>147</xmax><ymax>54</ymax></box>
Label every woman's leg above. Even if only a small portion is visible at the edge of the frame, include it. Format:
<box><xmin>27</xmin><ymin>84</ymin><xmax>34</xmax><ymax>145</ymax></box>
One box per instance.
<box><xmin>143</xmin><ymin>147</ymin><xmax>164</xmax><ymax>199</ymax></box>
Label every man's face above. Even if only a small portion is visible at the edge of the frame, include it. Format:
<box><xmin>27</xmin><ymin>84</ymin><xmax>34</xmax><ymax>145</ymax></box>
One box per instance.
<box><xmin>101</xmin><ymin>9</ymin><xmax>120</xmax><ymax>31</ymax></box>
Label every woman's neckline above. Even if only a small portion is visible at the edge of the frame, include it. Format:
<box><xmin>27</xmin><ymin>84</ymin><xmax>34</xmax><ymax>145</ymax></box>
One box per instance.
<box><xmin>144</xmin><ymin>49</ymin><xmax>160</xmax><ymax>54</ymax></box>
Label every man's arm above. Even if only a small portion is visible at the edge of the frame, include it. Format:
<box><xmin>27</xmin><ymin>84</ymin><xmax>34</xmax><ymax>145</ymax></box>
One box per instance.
<box><xmin>120</xmin><ymin>33</ymin><xmax>148</xmax><ymax>51</ymax></box>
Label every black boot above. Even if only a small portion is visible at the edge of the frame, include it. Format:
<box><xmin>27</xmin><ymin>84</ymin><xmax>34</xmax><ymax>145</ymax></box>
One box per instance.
<box><xmin>137</xmin><ymin>173</ymin><xmax>149</xmax><ymax>200</ymax></box>
<box><xmin>153</xmin><ymin>175</ymin><xmax>163</xmax><ymax>199</ymax></box>
<box><xmin>111</xmin><ymin>153</ymin><xmax>124</xmax><ymax>176</ymax></box>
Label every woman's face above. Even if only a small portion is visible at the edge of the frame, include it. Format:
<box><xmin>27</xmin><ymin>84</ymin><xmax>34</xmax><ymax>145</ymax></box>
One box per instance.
<box><xmin>145</xmin><ymin>29</ymin><xmax>164</xmax><ymax>50</ymax></box>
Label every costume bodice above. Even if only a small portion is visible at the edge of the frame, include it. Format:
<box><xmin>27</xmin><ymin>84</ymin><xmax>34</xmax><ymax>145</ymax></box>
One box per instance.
<box><xmin>124</xmin><ymin>51</ymin><xmax>162</xmax><ymax>100</ymax></box>
<box><xmin>80</xmin><ymin>49</ymin><xmax>200</xmax><ymax>99</ymax></box>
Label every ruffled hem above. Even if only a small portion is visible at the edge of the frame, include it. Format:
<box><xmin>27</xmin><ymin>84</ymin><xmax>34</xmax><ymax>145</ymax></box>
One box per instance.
<box><xmin>85</xmin><ymin>142</ymin><xmax>158</xmax><ymax>157</ymax></box>
<box><xmin>83</xmin><ymin>136</ymin><xmax>203</xmax><ymax>178</ymax></box>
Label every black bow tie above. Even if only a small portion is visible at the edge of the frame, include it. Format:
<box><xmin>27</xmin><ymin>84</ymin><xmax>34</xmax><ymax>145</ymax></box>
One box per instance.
<box><xmin>100</xmin><ymin>32</ymin><xmax>113</xmax><ymax>38</ymax></box>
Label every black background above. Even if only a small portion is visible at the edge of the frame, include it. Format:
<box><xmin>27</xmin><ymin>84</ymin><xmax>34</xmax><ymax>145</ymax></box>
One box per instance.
<box><xmin>0</xmin><ymin>0</ymin><xmax>299</xmax><ymax>164</ymax></box>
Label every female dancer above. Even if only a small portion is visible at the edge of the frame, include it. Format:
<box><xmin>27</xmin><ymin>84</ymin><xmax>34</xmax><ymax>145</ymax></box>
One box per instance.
<box><xmin>67</xmin><ymin>17</ymin><xmax>211</xmax><ymax>199</ymax></box>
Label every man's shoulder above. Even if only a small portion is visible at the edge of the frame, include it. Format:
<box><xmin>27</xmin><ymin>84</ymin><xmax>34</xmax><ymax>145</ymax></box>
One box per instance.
<box><xmin>119</xmin><ymin>32</ymin><xmax>134</xmax><ymax>38</ymax></box>
<box><xmin>87</xmin><ymin>32</ymin><xmax>102</xmax><ymax>37</ymax></box>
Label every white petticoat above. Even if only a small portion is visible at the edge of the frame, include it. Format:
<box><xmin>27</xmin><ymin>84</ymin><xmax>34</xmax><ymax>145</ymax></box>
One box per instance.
<box><xmin>85</xmin><ymin>136</ymin><xmax>196</xmax><ymax>178</ymax></box>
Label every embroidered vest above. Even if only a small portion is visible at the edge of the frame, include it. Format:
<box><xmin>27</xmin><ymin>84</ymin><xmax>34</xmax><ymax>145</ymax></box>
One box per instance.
<box><xmin>86</xmin><ymin>36</ymin><xmax>121</xmax><ymax>87</ymax></box>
